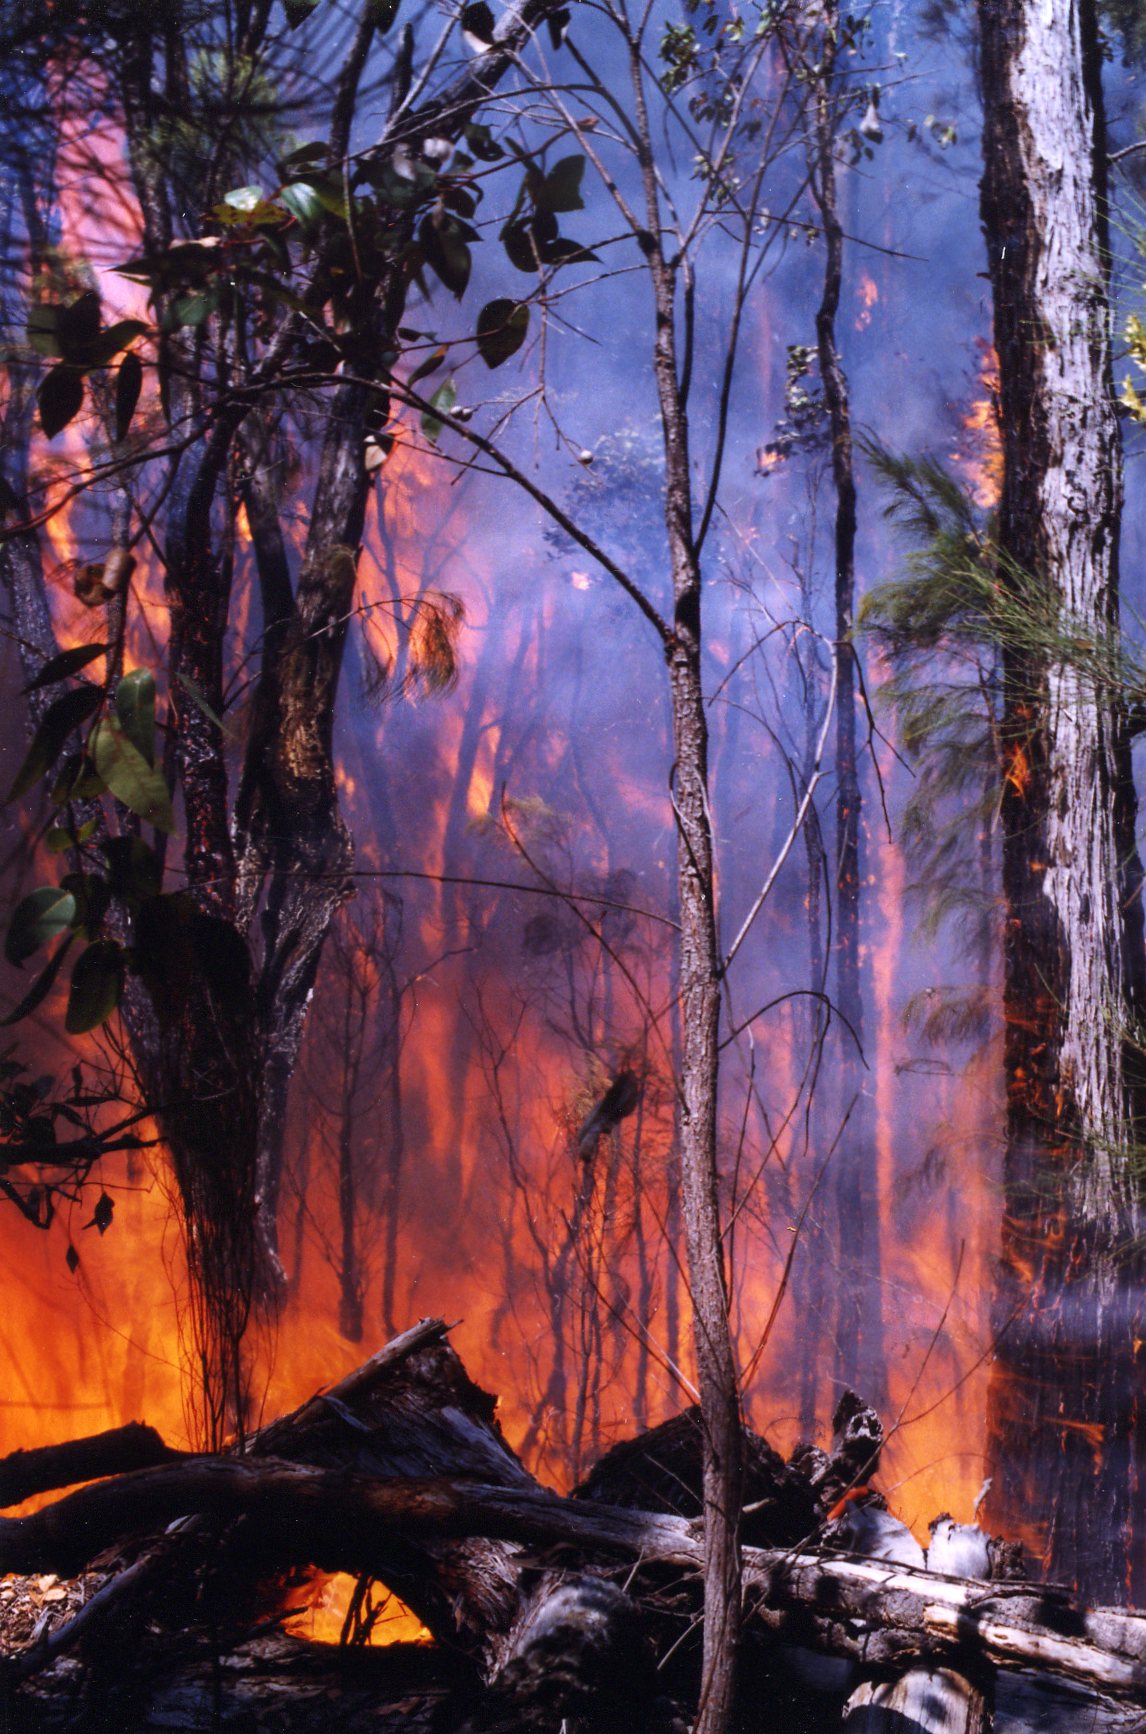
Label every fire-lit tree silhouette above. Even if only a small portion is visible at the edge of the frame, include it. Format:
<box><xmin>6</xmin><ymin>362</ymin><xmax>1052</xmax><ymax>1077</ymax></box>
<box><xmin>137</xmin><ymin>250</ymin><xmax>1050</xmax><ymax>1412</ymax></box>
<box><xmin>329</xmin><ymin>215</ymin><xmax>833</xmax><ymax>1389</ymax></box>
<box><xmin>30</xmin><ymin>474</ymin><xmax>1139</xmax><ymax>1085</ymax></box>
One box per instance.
<box><xmin>0</xmin><ymin>0</ymin><xmax>566</xmax><ymax>1445</ymax></box>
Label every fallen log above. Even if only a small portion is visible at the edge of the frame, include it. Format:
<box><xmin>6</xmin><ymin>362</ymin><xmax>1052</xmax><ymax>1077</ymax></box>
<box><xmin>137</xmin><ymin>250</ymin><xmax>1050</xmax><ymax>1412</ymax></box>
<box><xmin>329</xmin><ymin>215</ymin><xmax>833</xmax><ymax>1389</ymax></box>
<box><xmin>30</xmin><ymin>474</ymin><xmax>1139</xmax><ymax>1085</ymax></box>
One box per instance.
<box><xmin>0</xmin><ymin>1423</ymin><xmax>187</xmax><ymax>1509</ymax></box>
<box><xmin>1</xmin><ymin>1321</ymin><xmax>1143</xmax><ymax>1732</ymax></box>
<box><xmin>0</xmin><ymin>1455</ymin><xmax>1144</xmax><ymax>1704</ymax></box>
<box><xmin>842</xmin><ymin>1667</ymin><xmax>989</xmax><ymax>1733</ymax></box>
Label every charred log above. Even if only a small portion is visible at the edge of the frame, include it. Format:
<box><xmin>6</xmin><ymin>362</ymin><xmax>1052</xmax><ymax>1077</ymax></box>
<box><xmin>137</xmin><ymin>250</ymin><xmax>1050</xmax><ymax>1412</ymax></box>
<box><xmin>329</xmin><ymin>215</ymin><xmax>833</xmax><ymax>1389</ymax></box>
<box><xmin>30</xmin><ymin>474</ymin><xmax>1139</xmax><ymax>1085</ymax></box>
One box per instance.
<box><xmin>0</xmin><ymin>1423</ymin><xmax>187</xmax><ymax>1508</ymax></box>
<box><xmin>1</xmin><ymin>1327</ymin><xmax>1143</xmax><ymax>1730</ymax></box>
<box><xmin>574</xmin><ymin>1403</ymin><xmax>821</xmax><ymax>1547</ymax></box>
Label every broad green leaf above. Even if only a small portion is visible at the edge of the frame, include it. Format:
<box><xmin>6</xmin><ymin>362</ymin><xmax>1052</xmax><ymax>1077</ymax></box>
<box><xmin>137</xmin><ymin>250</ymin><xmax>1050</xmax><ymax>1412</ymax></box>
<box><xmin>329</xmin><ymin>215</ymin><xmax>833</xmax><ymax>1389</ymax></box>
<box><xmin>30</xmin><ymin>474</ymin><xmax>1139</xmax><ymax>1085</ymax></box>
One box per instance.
<box><xmin>65</xmin><ymin>940</ymin><xmax>124</xmax><ymax>1034</ymax></box>
<box><xmin>501</xmin><ymin>219</ymin><xmax>537</xmax><ymax>273</ymax></box>
<box><xmin>56</xmin><ymin>291</ymin><xmax>101</xmax><ymax>358</ymax></box>
<box><xmin>21</xmin><ymin>643</ymin><xmax>106</xmax><ymax>694</ymax></box>
<box><xmin>278</xmin><ymin>141</ymin><xmax>329</xmax><ymax>173</ymax></box>
<box><xmin>170</xmin><ymin>292</ymin><xmax>217</xmax><ymax>328</ymax></box>
<box><xmin>102</xmin><ymin>835</ymin><xmax>163</xmax><ymax>903</ymax></box>
<box><xmin>51</xmin><ymin>752</ymin><xmax>107</xmax><ymax>804</ymax></box>
<box><xmin>222</xmin><ymin>184</ymin><xmax>264</xmax><ymax>213</ymax></box>
<box><xmin>114</xmin><ymin>668</ymin><xmax>157</xmax><ymax>765</ymax></box>
<box><xmin>419</xmin><ymin>214</ymin><xmax>473</xmax><ymax>299</ymax></box>
<box><xmin>38</xmin><ymin>366</ymin><xmax>84</xmax><ymax>439</ymax></box>
<box><xmin>421</xmin><ymin>378</ymin><xmax>456</xmax><ymax>444</ymax></box>
<box><xmin>26</xmin><ymin>303</ymin><xmax>62</xmax><ymax>358</ymax></box>
<box><xmin>5</xmin><ymin>682</ymin><xmax>104</xmax><ymax>803</ymax></box>
<box><xmin>87</xmin><ymin>320</ymin><xmax>150</xmax><ymax>367</ymax></box>
<box><xmin>115</xmin><ymin>351</ymin><xmax>143</xmax><ymax>441</ymax></box>
<box><xmin>89</xmin><ymin>717</ymin><xmax>175</xmax><ymax>833</ymax></box>
<box><xmin>476</xmin><ymin>300</ymin><xmax>529</xmax><ymax>368</ymax></box>
<box><xmin>5</xmin><ymin>887</ymin><xmax>77</xmax><ymax>967</ymax></box>
<box><xmin>465</xmin><ymin>123</ymin><xmax>505</xmax><ymax>163</ymax></box>
<box><xmin>59</xmin><ymin>871</ymin><xmax>111</xmax><ymax>938</ymax></box>
<box><xmin>538</xmin><ymin>234</ymin><xmax>598</xmax><ymax>266</ymax></box>
<box><xmin>46</xmin><ymin>819</ymin><xmax>97</xmax><ymax>854</ymax></box>
<box><xmin>280</xmin><ymin>181</ymin><xmax>326</xmax><ymax>229</ymax></box>
<box><xmin>0</xmin><ymin>935</ymin><xmax>74</xmax><ymax>1026</ymax></box>
<box><xmin>538</xmin><ymin>155</ymin><xmax>585</xmax><ymax>214</ymax></box>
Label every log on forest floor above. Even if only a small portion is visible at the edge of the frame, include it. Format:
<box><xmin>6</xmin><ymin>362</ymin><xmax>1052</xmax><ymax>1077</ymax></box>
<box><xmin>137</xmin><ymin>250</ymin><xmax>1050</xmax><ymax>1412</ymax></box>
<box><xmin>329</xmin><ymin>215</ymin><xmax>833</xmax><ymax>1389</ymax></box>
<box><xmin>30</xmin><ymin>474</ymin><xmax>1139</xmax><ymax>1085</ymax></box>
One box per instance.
<box><xmin>0</xmin><ymin>1320</ymin><xmax>1142</xmax><ymax>1733</ymax></box>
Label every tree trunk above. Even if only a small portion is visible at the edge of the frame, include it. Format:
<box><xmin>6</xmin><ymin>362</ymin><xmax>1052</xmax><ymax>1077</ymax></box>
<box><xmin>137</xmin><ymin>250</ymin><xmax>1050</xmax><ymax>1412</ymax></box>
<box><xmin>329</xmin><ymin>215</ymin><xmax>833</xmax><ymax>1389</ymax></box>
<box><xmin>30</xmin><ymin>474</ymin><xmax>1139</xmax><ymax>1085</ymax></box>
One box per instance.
<box><xmin>633</xmin><ymin>83</ymin><xmax>743</xmax><ymax>1734</ymax></box>
<box><xmin>978</xmin><ymin>0</ymin><xmax>1146</xmax><ymax>1601</ymax></box>
<box><xmin>808</xmin><ymin>5</ymin><xmax>883</xmax><ymax>1405</ymax></box>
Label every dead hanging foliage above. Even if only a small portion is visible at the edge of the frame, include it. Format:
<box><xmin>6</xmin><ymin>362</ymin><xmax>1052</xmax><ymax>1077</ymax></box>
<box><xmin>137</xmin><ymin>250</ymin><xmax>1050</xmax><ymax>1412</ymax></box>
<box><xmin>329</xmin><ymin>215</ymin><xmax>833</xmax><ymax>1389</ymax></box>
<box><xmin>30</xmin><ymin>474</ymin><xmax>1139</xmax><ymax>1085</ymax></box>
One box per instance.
<box><xmin>360</xmin><ymin>591</ymin><xmax>464</xmax><ymax>705</ymax></box>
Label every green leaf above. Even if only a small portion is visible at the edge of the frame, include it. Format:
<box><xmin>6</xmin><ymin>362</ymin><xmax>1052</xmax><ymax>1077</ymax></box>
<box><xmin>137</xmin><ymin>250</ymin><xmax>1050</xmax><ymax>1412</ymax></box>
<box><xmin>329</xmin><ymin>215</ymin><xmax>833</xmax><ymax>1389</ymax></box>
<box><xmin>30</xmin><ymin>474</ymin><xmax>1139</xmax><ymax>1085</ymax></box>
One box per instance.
<box><xmin>0</xmin><ymin>935</ymin><xmax>75</xmax><ymax>1026</ymax></box>
<box><xmin>538</xmin><ymin>155</ymin><xmax>585</xmax><ymax>214</ymax></box>
<box><xmin>476</xmin><ymin>300</ymin><xmax>529</xmax><ymax>368</ymax></box>
<box><xmin>501</xmin><ymin>219</ymin><xmax>537</xmax><ymax>273</ymax></box>
<box><xmin>87</xmin><ymin>320</ymin><xmax>150</xmax><ymax>367</ymax></box>
<box><xmin>6</xmin><ymin>888</ymin><xmax>78</xmax><ymax>967</ymax></box>
<box><xmin>38</xmin><ymin>366</ymin><xmax>84</xmax><ymax>439</ymax></box>
<box><xmin>222</xmin><ymin>184</ymin><xmax>265</xmax><ymax>213</ymax></box>
<box><xmin>421</xmin><ymin>378</ymin><xmax>456</xmax><ymax>443</ymax></box>
<box><xmin>21</xmin><ymin>643</ymin><xmax>106</xmax><ymax>694</ymax></box>
<box><xmin>102</xmin><ymin>835</ymin><xmax>163</xmax><ymax>903</ymax></box>
<box><xmin>89</xmin><ymin>718</ymin><xmax>175</xmax><ymax>833</ymax></box>
<box><xmin>443</xmin><ymin>185</ymin><xmax>478</xmax><ymax>219</ymax></box>
<box><xmin>46</xmin><ymin>819</ymin><xmax>97</xmax><ymax>854</ymax></box>
<box><xmin>170</xmin><ymin>291</ymin><xmax>217</xmax><ymax>328</ymax></box>
<box><xmin>115</xmin><ymin>351</ymin><xmax>143</xmax><ymax>441</ymax></box>
<box><xmin>419</xmin><ymin>214</ymin><xmax>472</xmax><ymax>299</ymax></box>
<box><xmin>114</xmin><ymin>668</ymin><xmax>157</xmax><ymax>765</ymax></box>
<box><xmin>56</xmin><ymin>290</ymin><xmax>101</xmax><ymax>360</ymax></box>
<box><xmin>65</xmin><ymin>940</ymin><xmax>124</xmax><ymax>1034</ymax></box>
<box><xmin>280</xmin><ymin>181</ymin><xmax>326</xmax><ymax>229</ymax></box>
<box><xmin>538</xmin><ymin>234</ymin><xmax>599</xmax><ymax>266</ymax></box>
<box><xmin>408</xmin><ymin>344</ymin><xmax>447</xmax><ymax>386</ymax></box>
<box><xmin>278</xmin><ymin>141</ymin><xmax>329</xmax><ymax>173</ymax></box>
<box><xmin>51</xmin><ymin>753</ymin><xmax>107</xmax><ymax>804</ymax></box>
<box><xmin>59</xmin><ymin>871</ymin><xmax>111</xmax><ymax>939</ymax></box>
<box><xmin>26</xmin><ymin>303</ymin><xmax>62</xmax><ymax>358</ymax></box>
<box><xmin>5</xmin><ymin>682</ymin><xmax>104</xmax><ymax>803</ymax></box>
<box><xmin>465</xmin><ymin>123</ymin><xmax>505</xmax><ymax>163</ymax></box>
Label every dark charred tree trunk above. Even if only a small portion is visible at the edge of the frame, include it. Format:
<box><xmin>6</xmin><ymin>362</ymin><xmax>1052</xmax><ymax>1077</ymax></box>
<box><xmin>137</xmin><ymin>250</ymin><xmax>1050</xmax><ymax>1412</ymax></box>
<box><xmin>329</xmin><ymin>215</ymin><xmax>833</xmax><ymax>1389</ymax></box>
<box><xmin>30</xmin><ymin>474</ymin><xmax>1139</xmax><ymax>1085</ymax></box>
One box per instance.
<box><xmin>2</xmin><ymin>0</ymin><xmax>571</xmax><ymax>1442</ymax></box>
<box><xmin>807</xmin><ymin>2</ymin><xmax>884</xmax><ymax>1406</ymax></box>
<box><xmin>978</xmin><ymin>0</ymin><xmax>1146</xmax><ymax>1601</ymax></box>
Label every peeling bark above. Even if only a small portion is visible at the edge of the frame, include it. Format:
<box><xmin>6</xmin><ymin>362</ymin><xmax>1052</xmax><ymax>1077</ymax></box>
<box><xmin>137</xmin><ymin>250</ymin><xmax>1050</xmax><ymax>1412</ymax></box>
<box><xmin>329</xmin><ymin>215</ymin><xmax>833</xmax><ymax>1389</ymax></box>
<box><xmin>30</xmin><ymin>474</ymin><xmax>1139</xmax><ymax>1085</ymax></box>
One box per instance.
<box><xmin>978</xmin><ymin>0</ymin><xmax>1146</xmax><ymax>1600</ymax></box>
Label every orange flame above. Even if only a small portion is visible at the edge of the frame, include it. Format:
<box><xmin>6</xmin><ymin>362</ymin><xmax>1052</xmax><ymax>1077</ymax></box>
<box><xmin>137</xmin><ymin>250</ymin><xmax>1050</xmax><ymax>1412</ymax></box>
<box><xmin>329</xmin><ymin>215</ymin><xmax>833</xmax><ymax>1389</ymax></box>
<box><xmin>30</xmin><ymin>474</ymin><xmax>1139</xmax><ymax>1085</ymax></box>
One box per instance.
<box><xmin>951</xmin><ymin>342</ymin><xmax>1002</xmax><ymax>509</ymax></box>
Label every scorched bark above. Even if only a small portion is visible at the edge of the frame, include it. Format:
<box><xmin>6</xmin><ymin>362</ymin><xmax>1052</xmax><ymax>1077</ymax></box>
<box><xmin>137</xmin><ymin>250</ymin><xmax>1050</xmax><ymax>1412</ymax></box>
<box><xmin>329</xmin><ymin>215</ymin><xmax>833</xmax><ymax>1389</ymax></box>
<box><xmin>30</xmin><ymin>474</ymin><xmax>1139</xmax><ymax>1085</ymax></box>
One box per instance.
<box><xmin>977</xmin><ymin>0</ymin><xmax>1146</xmax><ymax>1601</ymax></box>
